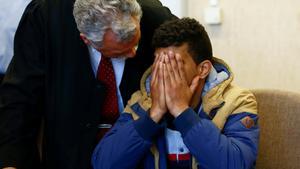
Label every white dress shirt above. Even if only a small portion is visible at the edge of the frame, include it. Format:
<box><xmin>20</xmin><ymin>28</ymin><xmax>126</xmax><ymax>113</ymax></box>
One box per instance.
<box><xmin>0</xmin><ymin>0</ymin><xmax>31</xmax><ymax>74</ymax></box>
<box><xmin>88</xmin><ymin>46</ymin><xmax>126</xmax><ymax>113</ymax></box>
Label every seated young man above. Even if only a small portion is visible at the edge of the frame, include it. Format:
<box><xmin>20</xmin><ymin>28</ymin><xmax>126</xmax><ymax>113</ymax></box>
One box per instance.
<box><xmin>92</xmin><ymin>18</ymin><xmax>259</xmax><ymax>169</ymax></box>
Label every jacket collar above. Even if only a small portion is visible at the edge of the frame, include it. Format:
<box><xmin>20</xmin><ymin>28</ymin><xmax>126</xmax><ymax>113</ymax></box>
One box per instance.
<box><xmin>202</xmin><ymin>57</ymin><xmax>233</xmax><ymax>114</ymax></box>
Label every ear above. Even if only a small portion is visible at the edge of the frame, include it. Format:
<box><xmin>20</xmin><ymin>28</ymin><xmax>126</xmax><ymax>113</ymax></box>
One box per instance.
<box><xmin>196</xmin><ymin>60</ymin><xmax>212</xmax><ymax>79</ymax></box>
<box><xmin>80</xmin><ymin>33</ymin><xmax>92</xmax><ymax>45</ymax></box>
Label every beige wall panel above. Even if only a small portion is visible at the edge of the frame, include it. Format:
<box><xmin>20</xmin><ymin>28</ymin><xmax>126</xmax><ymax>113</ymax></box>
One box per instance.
<box><xmin>187</xmin><ymin>0</ymin><xmax>300</xmax><ymax>92</ymax></box>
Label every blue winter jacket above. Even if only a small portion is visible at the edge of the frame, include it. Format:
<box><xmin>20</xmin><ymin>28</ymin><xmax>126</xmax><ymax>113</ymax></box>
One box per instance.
<box><xmin>92</xmin><ymin>58</ymin><xmax>259</xmax><ymax>169</ymax></box>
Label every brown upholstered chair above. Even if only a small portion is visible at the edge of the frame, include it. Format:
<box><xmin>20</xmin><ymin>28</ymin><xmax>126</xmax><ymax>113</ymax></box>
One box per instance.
<box><xmin>251</xmin><ymin>89</ymin><xmax>300</xmax><ymax>169</ymax></box>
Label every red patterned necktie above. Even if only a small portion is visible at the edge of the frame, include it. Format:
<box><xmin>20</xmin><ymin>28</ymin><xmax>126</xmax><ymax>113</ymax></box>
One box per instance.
<box><xmin>97</xmin><ymin>56</ymin><xmax>119</xmax><ymax>125</ymax></box>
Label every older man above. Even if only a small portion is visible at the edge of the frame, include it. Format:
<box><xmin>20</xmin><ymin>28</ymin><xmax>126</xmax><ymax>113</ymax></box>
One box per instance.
<box><xmin>0</xmin><ymin>0</ymin><xmax>175</xmax><ymax>169</ymax></box>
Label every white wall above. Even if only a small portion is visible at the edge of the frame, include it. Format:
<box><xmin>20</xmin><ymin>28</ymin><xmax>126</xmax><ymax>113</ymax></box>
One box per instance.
<box><xmin>160</xmin><ymin>0</ymin><xmax>187</xmax><ymax>18</ymax></box>
<box><xmin>185</xmin><ymin>0</ymin><xmax>300</xmax><ymax>92</ymax></box>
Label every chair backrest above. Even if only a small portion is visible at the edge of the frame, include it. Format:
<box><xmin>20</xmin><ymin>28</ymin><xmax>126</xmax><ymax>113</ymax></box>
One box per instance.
<box><xmin>251</xmin><ymin>89</ymin><xmax>300</xmax><ymax>169</ymax></box>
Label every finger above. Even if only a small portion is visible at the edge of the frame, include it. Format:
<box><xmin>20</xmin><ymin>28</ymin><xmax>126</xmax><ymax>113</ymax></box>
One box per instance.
<box><xmin>151</xmin><ymin>53</ymin><xmax>163</xmax><ymax>85</ymax></box>
<box><xmin>158</xmin><ymin>61</ymin><xmax>165</xmax><ymax>95</ymax></box>
<box><xmin>190</xmin><ymin>75</ymin><xmax>201</xmax><ymax>94</ymax></box>
<box><xmin>175</xmin><ymin>53</ymin><xmax>187</xmax><ymax>82</ymax></box>
<box><xmin>151</xmin><ymin>59</ymin><xmax>159</xmax><ymax>85</ymax></box>
<box><xmin>153</xmin><ymin>52</ymin><xmax>161</xmax><ymax>67</ymax></box>
<box><xmin>158</xmin><ymin>61</ymin><xmax>164</xmax><ymax>83</ymax></box>
<box><xmin>164</xmin><ymin>54</ymin><xmax>175</xmax><ymax>83</ymax></box>
<box><xmin>168</xmin><ymin>51</ymin><xmax>181</xmax><ymax>82</ymax></box>
<box><xmin>154</xmin><ymin>52</ymin><xmax>159</xmax><ymax>62</ymax></box>
<box><xmin>163</xmin><ymin>62</ymin><xmax>171</xmax><ymax>91</ymax></box>
<box><xmin>159</xmin><ymin>51</ymin><xmax>165</xmax><ymax>63</ymax></box>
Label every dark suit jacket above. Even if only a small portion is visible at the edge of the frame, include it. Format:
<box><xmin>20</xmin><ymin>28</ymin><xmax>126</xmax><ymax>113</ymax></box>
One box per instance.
<box><xmin>0</xmin><ymin>74</ymin><xmax>3</xmax><ymax>84</ymax></box>
<box><xmin>0</xmin><ymin>0</ymin><xmax>175</xmax><ymax>168</ymax></box>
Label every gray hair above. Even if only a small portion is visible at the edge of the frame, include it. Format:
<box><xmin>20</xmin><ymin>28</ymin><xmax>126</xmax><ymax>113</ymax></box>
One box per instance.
<box><xmin>73</xmin><ymin>0</ymin><xmax>142</xmax><ymax>45</ymax></box>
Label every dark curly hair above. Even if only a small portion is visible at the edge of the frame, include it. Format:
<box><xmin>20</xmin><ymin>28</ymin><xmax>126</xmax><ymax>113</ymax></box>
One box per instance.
<box><xmin>152</xmin><ymin>17</ymin><xmax>213</xmax><ymax>63</ymax></box>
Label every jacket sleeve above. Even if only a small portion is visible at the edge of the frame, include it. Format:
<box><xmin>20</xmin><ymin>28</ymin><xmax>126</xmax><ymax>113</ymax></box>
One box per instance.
<box><xmin>173</xmin><ymin>108</ymin><xmax>259</xmax><ymax>169</ymax></box>
<box><xmin>92</xmin><ymin>111</ymin><xmax>163</xmax><ymax>169</ymax></box>
<box><xmin>0</xmin><ymin>1</ymin><xmax>45</xmax><ymax>168</ymax></box>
